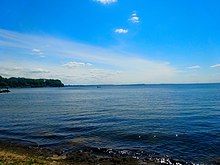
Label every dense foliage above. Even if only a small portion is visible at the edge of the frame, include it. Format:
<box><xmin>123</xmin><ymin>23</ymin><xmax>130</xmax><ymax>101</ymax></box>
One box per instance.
<box><xmin>0</xmin><ymin>76</ymin><xmax>64</xmax><ymax>88</ymax></box>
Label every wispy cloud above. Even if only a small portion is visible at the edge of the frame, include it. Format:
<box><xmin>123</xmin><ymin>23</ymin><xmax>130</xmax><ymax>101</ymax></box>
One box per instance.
<box><xmin>129</xmin><ymin>12</ymin><xmax>140</xmax><ymax>23</ymax></box>
<box><xmin>95</xmin><ymin>0</ymin><xmax>117</xmax><ymax>5</ymax></box>
<box><xmin>0</xmin><ymin>65</ymin><xmax>50</xmax><ymax>78</ymax></box>
<box><xmin>210</xmin><ymin>64</ymin><xmax>220</xmax><ymax>68</ymax></box>
<box><xmin>32</xmin><ymin>48</ymin><xmax>45</xmax><ymax>58</ymax></box>
<box><xmin>0</xmin><ymin>28</ymin><xmax>177</xmax><ymax>84</ymax></box>
<box><xmin>64</xmin><ymin>61</ymin><xmax>92</xmax><ymax>68</ymax></box>
<box><xmin>29</xmin><ymin>68</ymin><xmax>50</xmax><ymax>74</ymax></box>
<box><xmin>115</xmin><ymin>28</ymin><xmax>128</xmax><ymax>34</ymax></box>
<box><xmin>188</xmin><ymin>65</ymin><xmax>201</xmax><ymax>69</ymax></box>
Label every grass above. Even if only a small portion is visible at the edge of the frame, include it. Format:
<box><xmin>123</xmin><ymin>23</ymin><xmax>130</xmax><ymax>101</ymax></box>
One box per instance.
<box><xmin>0</xmin><ymin>150</ymin><xmax>62</xmax><ymax>165</ymax></box>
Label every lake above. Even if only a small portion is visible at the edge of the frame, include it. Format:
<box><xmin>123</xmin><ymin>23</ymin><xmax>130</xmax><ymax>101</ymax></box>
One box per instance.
<box><xmin>0</xmin><ymin>84</ymin><xmax>220</xmax><ymax>164</ymax></box>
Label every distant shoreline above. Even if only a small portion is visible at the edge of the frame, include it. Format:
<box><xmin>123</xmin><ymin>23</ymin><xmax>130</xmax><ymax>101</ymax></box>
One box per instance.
<box><xmin>3</xmin><ymin>83</ymin><xmax>220</xmax><ymax>89</ymax></box>
<box><xmin>0</xmin><ymin>76</ymin><xmax>64</xmax><ymax>88</ymax></box>
<box><xmin>65</xmin><ymin>83</ymin><xmax>220</xmax><ymax>87</ymax></box>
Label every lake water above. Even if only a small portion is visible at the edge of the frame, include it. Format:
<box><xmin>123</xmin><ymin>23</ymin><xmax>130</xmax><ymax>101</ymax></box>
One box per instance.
<box><xmin>0</xmin><ymin>84</ymin><xmax>220</xmax><ymax>164</ymax></box>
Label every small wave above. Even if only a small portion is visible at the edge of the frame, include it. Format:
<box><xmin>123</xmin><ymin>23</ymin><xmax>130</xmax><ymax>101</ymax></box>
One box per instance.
<box><xmin>28</xmin><ymin>134</ymin><xmax>65</xmax><ymax>140</ymax></box>
<box><xmin>80</xmin><ymin>147</ymin><xmax>196</xmax><ymax>165</ymax></box>
<box><xmin>0</xmin><ymin>138</ymin><xmax>38</xmax><ymax>147</ymax></box>
<box><xmin>61</xmin><ymin>126</ymin><xmax>96</xmax><ymax>133</ymax></box>
<box><xmin>0</xmin><ymin>129</ymin><xmax>25</xmax><ymax>137</ymax></box>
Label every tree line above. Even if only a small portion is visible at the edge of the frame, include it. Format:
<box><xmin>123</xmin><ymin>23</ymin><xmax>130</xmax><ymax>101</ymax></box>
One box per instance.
<box><xmin>0</xmin><ymin>76</ymin><xmax>64</xmax><ymax>88</ymax></box>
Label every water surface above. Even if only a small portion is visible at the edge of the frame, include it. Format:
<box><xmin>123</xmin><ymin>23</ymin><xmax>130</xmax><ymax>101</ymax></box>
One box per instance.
<box><xmin>0</xmin><ymin>84</ymin><xmax>220</xmax><ymax>163</ymax></box>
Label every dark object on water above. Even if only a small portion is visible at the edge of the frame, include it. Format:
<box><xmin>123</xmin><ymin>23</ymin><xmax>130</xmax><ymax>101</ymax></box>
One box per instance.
<box><xmin>0</xmin><ymin>88</ymin><xmax>10</xmax><ymax>93</ymax></box>
<box><xmin>97</xmin><ymin>86</ymin><xmax>101</xmax><ymax>88</ymax></box>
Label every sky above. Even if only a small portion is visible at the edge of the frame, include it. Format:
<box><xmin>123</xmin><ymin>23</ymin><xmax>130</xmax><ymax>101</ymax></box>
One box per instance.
<box><xmin>1</xmin><ymin>0</ymin><xmax>220</xmax><ymax>84</ymax></box>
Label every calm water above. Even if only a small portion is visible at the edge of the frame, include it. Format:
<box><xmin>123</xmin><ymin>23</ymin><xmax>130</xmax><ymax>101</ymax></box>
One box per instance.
<box><xmin>0</xmin><ymin>84</ymin><xmax>220</xmax><ymax>163</ymax></box>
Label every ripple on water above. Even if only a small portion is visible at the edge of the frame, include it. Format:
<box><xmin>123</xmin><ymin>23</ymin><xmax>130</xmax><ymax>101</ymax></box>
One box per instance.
<box><xmin>0</xmin><ymin>85</ymin><xmax>220</xmax><ymax>164</ymax></box>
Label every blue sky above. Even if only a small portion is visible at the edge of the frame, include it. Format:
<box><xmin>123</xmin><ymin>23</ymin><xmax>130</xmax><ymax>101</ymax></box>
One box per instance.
<box><xmin>1</xmin><ymin>0</ymin><xmax>220</xmax><ymax>84</ymax></box>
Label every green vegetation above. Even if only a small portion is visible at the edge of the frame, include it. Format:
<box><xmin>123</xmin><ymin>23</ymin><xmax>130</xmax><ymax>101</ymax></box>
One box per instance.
<box><xmin>0</xmin><ymin>76</ymin><xmax>64</xmax><ymax>88</ymax></box>
<box><xmin>0</xmin><ymin>151</ymin><xmax>63</xmax><ymax>165</ymax></box>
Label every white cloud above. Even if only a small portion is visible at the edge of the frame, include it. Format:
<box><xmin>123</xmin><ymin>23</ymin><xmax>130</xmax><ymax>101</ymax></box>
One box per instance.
<box><xmin>64</xmin><ymin>62</ymin><xmax>92</xmax><ymax>68</ymax></box>
<box><xmin>32</xmin><ymin>49</ymin><xmax>42</xmax><ymax>53</ymax></box>
<box><xmin>115</xmin><ymin>28</ymin><xmax>128</xmax><ymax>34</ymax></box>
<box><xmin>95</xmin><ymin>0</ymin><xmax>117</xmax><ymax>4</ymax></box>
<box><xmin>29</xmin><ymin>68</ymin><xmax>50</xmax><ymax>74</ymax></box>
<box><xmin>129</xmin><ymin>17</ymin><xmax>139</xmax><ymax>23</ymax></box>
<box><xmin>188</xmin><ymin>65</ymin><xmax>201</xmax><ymax>69</ymax></box>
<box><xmin>210</xmin><ymin>64</ymin><xmax>220</xmax><ymax>68</ymax></box>
<box><xmin>132</xmin><ymin>13</ymin><xmax>136</xmax><ymax>16</ymax></box>
<box><xmin>0</xmin><ymin>28</ymin><xmax>178</xmax><ymax>84</ymax></box>
<box><xmin>129</xmin><ymin>12</ymin><xmax>140</xmax><ymax>23</ymax></box>
<box><xmin>0</xmin><ymin>65</ymin><xmax>50</xmax><ymax>79</ymax></box>
<box><xmin>32</xmin><ymin>48</ymin><xmax>45</xmax><ymax>58</ymax></box>
<box><xmin>4</xmin><ymin>29</ymin><xmax>220</xmax><ymax>84</ymax></box>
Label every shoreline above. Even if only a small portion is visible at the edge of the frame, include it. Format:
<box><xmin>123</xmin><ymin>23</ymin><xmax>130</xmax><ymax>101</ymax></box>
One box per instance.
<box><xmin>0</xmin><ymin>140</ymin><xmax>204</xmax><ymax>165</ymax></box>
<box><xmin>0</xmin><ymin>140</ymin><xmax>139</xmax><ymax>165</ymax></box>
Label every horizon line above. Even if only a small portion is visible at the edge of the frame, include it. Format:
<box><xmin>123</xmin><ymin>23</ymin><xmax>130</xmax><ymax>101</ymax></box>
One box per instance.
<box><xmin>64</xmin><ymin>82</ymin><xmax>220</xmax><ymax>86</ymax></box>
